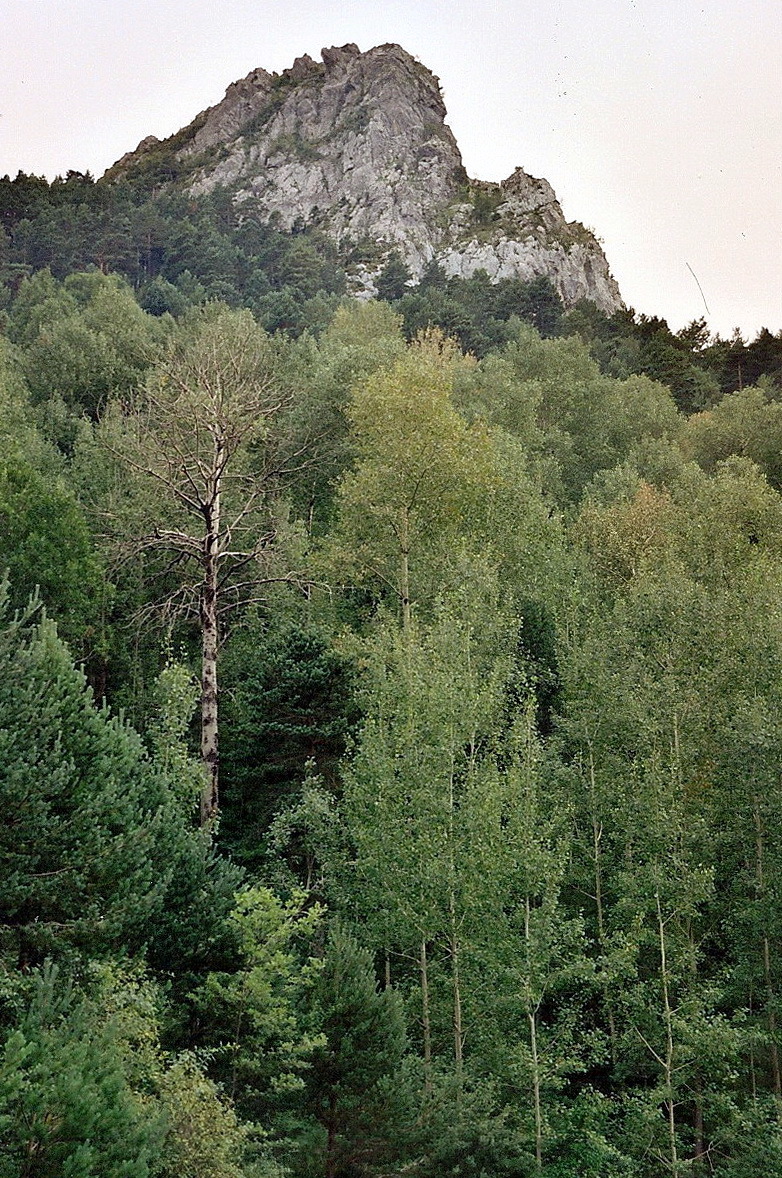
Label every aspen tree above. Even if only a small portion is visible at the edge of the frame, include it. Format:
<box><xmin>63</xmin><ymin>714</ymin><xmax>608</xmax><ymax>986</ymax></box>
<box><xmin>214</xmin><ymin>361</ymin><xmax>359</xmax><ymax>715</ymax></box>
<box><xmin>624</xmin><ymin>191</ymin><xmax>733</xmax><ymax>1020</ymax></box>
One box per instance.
<box><xmin>329</xmin><ymin>330</ymin><xmax>495</xmax><ymax>624</ymax></box>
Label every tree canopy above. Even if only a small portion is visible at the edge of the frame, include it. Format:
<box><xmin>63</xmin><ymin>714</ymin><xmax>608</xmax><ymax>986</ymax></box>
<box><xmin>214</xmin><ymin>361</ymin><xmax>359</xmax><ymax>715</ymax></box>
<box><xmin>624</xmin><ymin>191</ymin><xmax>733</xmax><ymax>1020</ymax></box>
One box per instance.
<box><xmin>2</xmin><ymin>168</ymin><xmax>782</xmax><ymax>1178</ymax></box>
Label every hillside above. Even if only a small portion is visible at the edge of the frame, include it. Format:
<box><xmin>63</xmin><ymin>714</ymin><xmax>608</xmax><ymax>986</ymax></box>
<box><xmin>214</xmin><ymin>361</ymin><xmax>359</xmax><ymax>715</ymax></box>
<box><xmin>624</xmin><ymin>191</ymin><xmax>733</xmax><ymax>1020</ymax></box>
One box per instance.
<box><xmin>4</xmin><ymin>44</ymin><xmax>782</xmax><ymax>1178</ymax></box>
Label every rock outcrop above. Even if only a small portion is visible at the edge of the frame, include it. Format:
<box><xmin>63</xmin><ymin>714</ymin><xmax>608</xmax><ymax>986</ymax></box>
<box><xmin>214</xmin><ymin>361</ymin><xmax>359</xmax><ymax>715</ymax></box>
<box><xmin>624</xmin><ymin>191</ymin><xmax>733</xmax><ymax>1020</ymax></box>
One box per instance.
<box><xmin>108</xmin><ymin>43</ymin><xmax>623</xmax><ymax>313</ymax></box>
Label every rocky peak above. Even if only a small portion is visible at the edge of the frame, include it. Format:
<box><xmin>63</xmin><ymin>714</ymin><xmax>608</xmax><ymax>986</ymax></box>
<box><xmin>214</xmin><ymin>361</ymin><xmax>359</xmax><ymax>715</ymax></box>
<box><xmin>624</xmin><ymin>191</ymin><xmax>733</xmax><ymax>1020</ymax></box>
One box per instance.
<box><xmin>107</xmin><ymin>44</ymin><xmax>623</xmax><ymax>313</ymax></box>
<box><xmin>179</xmin><ymin>67</ymin><xmax>275</xmax><ymax>158</ymax></box>
<box><xmin>283</xmin><ymin>54</ymin><xmax>320</xmax><ymax>83</ymax></box>
<box><xmin>321</xmin><ymin>43</ymin><xmax>361</xmax><ymax>69</ymax></box>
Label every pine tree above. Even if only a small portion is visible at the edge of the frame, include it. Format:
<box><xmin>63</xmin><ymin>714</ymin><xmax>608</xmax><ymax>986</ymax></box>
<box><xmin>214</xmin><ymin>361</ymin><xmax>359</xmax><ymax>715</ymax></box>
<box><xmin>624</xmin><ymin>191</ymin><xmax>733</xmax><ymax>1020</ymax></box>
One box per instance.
<box><xmin>307</xmin><ymin>924</ymin><xmax>406</xmax><ymax>1178</ymax></box>
<box><xmin>0</xmin><ymin>585</ymin><xmax>238</xmax><ymax>972</ymax></box>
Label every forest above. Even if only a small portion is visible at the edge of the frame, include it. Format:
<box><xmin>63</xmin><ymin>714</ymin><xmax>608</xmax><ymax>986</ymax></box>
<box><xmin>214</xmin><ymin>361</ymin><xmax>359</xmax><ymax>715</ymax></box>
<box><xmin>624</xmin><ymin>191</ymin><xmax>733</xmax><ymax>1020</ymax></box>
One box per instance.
<box><xmin>3</xmin><ymin>167</ymin><xmax>782</xmax><ymax>1177</ymax></box>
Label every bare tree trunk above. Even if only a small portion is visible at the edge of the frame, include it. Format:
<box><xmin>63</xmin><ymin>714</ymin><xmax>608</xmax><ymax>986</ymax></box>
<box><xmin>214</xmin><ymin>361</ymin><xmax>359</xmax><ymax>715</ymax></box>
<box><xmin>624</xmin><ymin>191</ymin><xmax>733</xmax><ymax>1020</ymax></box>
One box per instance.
<box><xmin>200</xmin><ymin>493</ymin><xmax>220</xmax><ymax>826</ymax></box>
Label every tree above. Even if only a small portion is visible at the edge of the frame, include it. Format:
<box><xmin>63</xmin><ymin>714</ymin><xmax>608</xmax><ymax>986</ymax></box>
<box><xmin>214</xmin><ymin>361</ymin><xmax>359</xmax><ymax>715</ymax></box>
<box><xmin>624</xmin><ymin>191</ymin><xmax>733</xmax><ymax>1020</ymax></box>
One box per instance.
<box><xmin>0</xmin><ymin>959</ymin><xmax>258</xmax><ymax>1178</ymax></box>
<box><xmin>682</xmin><ymin>383</ymin><xmax>782</xmax><ymax>492</ymax></box>
<box><xmin>338</xmin><ymin>585</ymin><xmax>509</xmax><ymax>1073</ymax></box>
<box><xmin>281</xmin><ymin>300</ymin><xmax>407</xmax><ymax>529</ymax></box>
<box><xmin>0</xmin><ymin>965</ymin><xmax>164</xmax><ymax>1178</ymax></box>
<box><xmin>0</xmin><ymin>457</ymin><xmax>105</xmax><ymax>653</ymax></box>
<box><xmin>481</xmin><ymin>323</ymin><xmax>681</xmax><ymax>504</ymax></box>
<box><xmin>328</xmin><ymin>331</ymin><xmax>495</xmax><ymax>625</ymax></box>
<box><xmin>10</xmin><ymin>270</ymin><xmax>164</xmax><ymax>426</ymax></box>
<box><xmin>0</xmin><ymin>337</ymin><xmax>106</xmax><ymax>654</ymax></box>
<box><xmin>307</xmin><ymin>924</ymin><xmax>406</xmax><ymax>1178</ymax></box>
<box><xmin>104</xmin><ymin>305</ymin><xmax>304</xmax><ymax>824</ymax></box>
<box><xmin>219</xmin><ymin>618</ymin><xmax>357</xmax><ymax>867</ymax></box>
<box><xmin>375</xmin><ymin>250</ymin><xmax>412</xmax><ymax>302</ymax></box>
<box><xmin>558</xmin><ymin>455</ymin><xmax>782</xmax><ymax>1170</ymax></box>
<box><xmin>191</xmin><ymin>886</ymin><xmax>325</xmax><ymax>1144</ymax></box>
<box><xmin>0</xmin><ymin>585</ymin><xmax>239</xmax><ymax>972</ymax></box>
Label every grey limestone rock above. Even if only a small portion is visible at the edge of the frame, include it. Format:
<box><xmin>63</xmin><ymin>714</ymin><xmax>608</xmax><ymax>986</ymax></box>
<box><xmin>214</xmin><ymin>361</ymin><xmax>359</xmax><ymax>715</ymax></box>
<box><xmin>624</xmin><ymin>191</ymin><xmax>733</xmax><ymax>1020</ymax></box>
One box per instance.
<box><xmin>110</xmin><ymin>134</ymin><xmax>162</xmax><ymax>172</ymax></box>
<box><xmin>107</xmin><ymin>43</ymin><xmax>623</xmax><ymax>313</ymax></box>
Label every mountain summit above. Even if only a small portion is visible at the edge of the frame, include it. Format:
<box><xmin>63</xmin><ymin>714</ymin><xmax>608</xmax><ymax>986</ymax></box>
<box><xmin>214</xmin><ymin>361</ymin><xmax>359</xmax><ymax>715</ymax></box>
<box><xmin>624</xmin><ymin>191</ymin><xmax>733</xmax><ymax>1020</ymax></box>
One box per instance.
<box><xmin>108</xmin><ymin>43</ymin><xmax>623</xmax><ymax>312</ymax></box>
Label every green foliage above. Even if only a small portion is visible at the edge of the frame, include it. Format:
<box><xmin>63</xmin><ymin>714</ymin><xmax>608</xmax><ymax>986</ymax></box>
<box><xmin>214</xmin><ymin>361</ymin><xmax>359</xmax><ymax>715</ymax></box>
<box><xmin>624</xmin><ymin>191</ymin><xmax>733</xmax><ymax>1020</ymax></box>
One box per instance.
<box><xmin>468</xmin><ymin>184</ymin><xmax>504</xmax><ymax>227</ymax></box>
<box><xmin>285</xmin><ymin>298</ymin><xmax>407</xmax><ymax>526</ymax></box>
<box><xmin>268</xmin><ymin>132</ymin><xmax>322</xmax><ymax>163</ymax></box>
<box><xmin>191</xmin><ymin>886</ymin><xmax>325</xmax><ymax>1136</ymax></box>
<box><xmin>156</xmin><ymin>1054</ymin><xmax>248</xmax><ymax>1178</ymax></box>
<box><xmin>0</xmin><ymin>963</ymin><xmax>164</xmax><ymax>1178</ymax></box>
<box><xmin>482</xmin><ymin>323</ymin><xmax>682</xmax><ymax>502</ymax></box>
<box><xmin>305</xmin><ymin>924</ymin><xmax>407</xmax><ymax>1178</ymax></box>
<box><xmin>4</xmin><ymin>160</ymin><xmax>782</xmax><ymax>1176</ymax></box>
<box><xmin>0</xmin><ymin>456</ymin><xmax>105</xmax><ymax>650</ymax></box>
<box><xmin>0</xmin><ymin>173</ymin><xmax>349</xmax><ymax>321</ymax></box>
<box><xmin>0</xmin><ymin>590</ymin><xmax>238</xmax><ymax>973</ymax></box>
<box><xmin>0</xmin><ymin>958</ymin><xmax>262</xmax><ymax>1178</ymax></box>
<box><xmin>148</xmin><ymin>661</ymin><xmax>203</xmax><ymax>812</ymax></box>
<box><xmin>682</xmin><ymin>382</ymin><xmax>782</xmax><ymax>490</ymax></box>
<box><xmin>8</xmin><ymin>270</ymin><xmax>165</xmax><ymax>429</ymax></box>
<box><xmin>374</xmin><ymin>250</ymin><xmax>411</xmax><ymax>302</ymax></box>
<box><xmin>326</xmin><ymin>331</ymin><xmax>498</xmax><ymax>618</ymax></box>
<box><xmin>138</xmin><ymin>276</ymin><xmax>189</xmax><ymax>318</ymax></box>
<box><xmin>220</xmin><ymin>620</ymin><xmax>357</xmax><ymax>868</ymax></box>
<box><xmin>396</xmin><ymin>271</ymin><xmax>565</xmax><ymax>358</ymax></box>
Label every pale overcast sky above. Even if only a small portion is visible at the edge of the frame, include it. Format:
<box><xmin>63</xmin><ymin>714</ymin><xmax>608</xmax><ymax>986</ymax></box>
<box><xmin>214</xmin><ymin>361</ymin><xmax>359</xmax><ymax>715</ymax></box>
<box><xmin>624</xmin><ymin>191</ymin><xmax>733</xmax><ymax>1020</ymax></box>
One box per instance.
<box><xmin>2</xmin><ymin>0</ymin><xmax>780</xmax><ymax>339</ymax></box>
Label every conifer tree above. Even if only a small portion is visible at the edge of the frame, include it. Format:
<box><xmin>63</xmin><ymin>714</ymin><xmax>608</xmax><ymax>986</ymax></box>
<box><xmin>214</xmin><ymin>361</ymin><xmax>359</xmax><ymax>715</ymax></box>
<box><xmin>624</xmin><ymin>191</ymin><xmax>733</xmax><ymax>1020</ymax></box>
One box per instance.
<box><xmin>307</xmin><ymin>924</ymin><xmax>406</xmax><ymax>1178</ymax></box>
<box><xmin>0</xmin><ymin>585</ymin><xmax>238</xmax><ymax>971</ymax></box>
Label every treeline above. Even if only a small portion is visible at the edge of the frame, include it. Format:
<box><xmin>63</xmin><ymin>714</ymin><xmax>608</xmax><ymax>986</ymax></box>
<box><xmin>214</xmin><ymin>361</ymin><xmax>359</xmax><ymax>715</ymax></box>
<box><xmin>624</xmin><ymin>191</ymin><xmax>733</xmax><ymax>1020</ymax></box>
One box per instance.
<box><xmin>3</xmin><ymin>168</ymin><xmax>782</xmax><ymax>404</ymax></box>
<box><xmin>2</xmin><ymin>183</ymin><xmax>782</xmax><ymax>1177</ymax></box>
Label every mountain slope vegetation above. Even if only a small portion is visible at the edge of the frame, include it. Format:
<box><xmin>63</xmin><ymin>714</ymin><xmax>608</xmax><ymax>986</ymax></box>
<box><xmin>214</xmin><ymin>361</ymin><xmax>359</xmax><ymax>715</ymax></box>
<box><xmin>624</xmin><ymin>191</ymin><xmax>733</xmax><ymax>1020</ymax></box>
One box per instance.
<box><xmin>2</xmin><ymin>106</ymin><xmax>782</xmax><ymax>1177</ymax></box>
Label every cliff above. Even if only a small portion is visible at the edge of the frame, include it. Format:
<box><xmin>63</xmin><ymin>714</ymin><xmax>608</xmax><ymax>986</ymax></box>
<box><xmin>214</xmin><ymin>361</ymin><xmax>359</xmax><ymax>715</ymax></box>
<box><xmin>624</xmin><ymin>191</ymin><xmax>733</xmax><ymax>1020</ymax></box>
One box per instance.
<box><xmin>107</xmin><ymin>43</ymin><xmax>623</xmax><ymax>313</ymax></box>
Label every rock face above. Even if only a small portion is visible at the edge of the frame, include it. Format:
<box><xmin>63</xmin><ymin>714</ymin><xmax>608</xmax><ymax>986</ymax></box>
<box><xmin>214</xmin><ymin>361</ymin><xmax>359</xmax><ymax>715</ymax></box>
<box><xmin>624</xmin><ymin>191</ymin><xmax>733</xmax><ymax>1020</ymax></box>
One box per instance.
<box><xmin>108</xmin><ymin>43</ymin><xmax>623</xmax><ymax>313</ymax></box>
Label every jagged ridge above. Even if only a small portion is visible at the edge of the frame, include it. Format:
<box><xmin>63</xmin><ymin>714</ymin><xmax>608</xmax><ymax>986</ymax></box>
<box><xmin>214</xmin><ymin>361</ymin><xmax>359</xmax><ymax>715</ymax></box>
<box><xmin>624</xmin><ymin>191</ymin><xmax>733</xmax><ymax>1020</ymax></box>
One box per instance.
<box><xmin>107</xmin><ymin>43</ymin><xmax>623</xmax><ymax>313</ymax></box>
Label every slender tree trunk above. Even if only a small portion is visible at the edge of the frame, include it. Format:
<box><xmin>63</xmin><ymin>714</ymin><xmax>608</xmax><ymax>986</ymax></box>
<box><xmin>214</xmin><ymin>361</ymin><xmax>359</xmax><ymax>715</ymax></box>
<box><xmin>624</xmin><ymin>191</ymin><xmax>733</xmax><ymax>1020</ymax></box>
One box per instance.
<box><xmin>529</xmin><ymin>1007</ymin><xmax>543</xmax><ymax>1175</ymax></box>
<box><xmin>420</xmin><ymin>939</ymin><xmax>432</xmax><ymax>1094</ymax></box>
<box><xmin>762</xmin><ymin>939</ymin><xmax>781</xmax><ymax>1104</ymax></box>
<box><xmin>447</xmin><ymin>755</ymin><xmax>464</xmax><ymax>1075</ymax></box>
<box><xmin>399</xmin><ymin>506</ymin><xmax>411</xmax><ymax>632</ymax></box>
<box><xmin>754</xmin><ymin>798</ymin><xmax>782</xmax><ymax>1114</ymax></box>
<box><xmin>450</xmin><ymin>921</ymin><xmax>463</xmax><ymax>1072</ymax></box>
<box><xmin>655</xmin><ymin>889</ymin><xmax>680</xmax><ymax>1178</ymax></box>
<box><xmin>749</xmin><ymin>987</ymin><xmax>758</xmax><ymax>1101</ymax></box>
<box><xmin>693</xmin><ymin>1075</ymin><xmax>705</xmax><ymax>1168</ymax></box>
<box><xmin>200</xmin><ymin>488</ymin><xmax>221</xmax><ymax>826</ymax></box>
<box><xmin>524</xmin><ymin>896</ymin><xmax>543</xmax><ymax>1174</ymax></box>
<box><xmin>588</xmin><ymin>748</ymin><xmax>617</xmax><ymax>1063</ymax></box>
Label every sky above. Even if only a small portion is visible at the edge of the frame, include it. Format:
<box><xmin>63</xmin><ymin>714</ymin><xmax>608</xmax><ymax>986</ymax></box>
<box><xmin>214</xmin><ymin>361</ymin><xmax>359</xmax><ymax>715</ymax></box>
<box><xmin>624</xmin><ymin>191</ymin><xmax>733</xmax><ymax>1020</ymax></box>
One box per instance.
<box><xmin>2</xmin><ymin>0</ymin><xmax>780</xmax><ymax>340</ymax></box>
